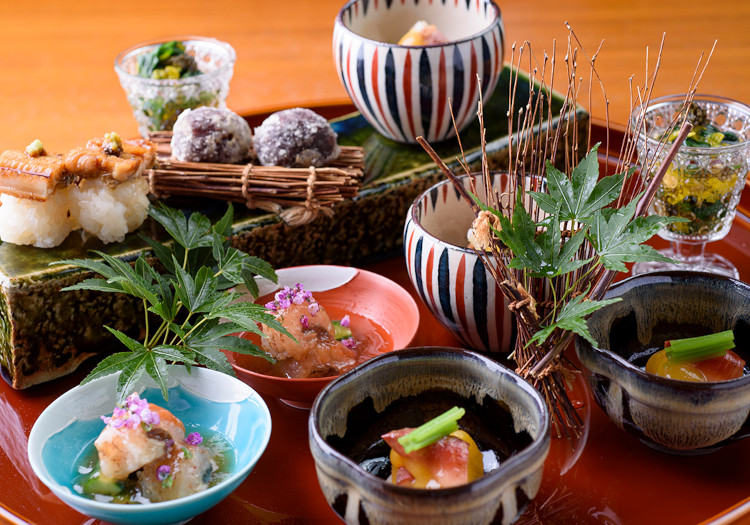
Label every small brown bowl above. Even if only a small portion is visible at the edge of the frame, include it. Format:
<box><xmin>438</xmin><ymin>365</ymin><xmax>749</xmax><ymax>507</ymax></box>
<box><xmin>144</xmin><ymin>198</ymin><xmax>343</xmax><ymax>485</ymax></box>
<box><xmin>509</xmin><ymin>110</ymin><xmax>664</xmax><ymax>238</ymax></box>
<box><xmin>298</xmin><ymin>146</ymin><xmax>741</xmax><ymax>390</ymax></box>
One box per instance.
<box><xmin>308</xmin><ymin>347</ymin><xmax>550</xmax><ymax>525</ymax></box>
<box><xmin>575</xmin><ymin>271</ymin><xmax>750</xmax><ymax>454</ymax></box>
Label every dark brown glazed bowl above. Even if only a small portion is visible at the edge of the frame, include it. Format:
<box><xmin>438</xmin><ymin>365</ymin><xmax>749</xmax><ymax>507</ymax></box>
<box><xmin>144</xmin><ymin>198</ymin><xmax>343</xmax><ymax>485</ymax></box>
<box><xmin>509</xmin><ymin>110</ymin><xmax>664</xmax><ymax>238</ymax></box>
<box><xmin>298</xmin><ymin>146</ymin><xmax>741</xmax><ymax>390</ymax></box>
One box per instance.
<box><xmin>575</xmin><ymin>271</ymin><xmax>750</xmax><ymax>454</ymax></box>
<box><xmin>308</xmin><ymin>347</ymin><xmax>550</xmax><ymax>525</ymax></box>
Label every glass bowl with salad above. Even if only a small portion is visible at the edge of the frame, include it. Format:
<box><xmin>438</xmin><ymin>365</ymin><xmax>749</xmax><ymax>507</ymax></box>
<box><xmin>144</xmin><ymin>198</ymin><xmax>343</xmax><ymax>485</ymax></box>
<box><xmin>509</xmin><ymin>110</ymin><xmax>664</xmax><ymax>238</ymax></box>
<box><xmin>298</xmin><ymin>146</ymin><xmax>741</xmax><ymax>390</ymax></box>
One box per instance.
<box><xmin>115</xmin><ymin>36</ymin><xmax>235</xmax><ymax>136</ymax></box>
<box><xmin>631</xmin><ymin>94</ymin><xmax>750</xmax><ymax>277</ymax></box>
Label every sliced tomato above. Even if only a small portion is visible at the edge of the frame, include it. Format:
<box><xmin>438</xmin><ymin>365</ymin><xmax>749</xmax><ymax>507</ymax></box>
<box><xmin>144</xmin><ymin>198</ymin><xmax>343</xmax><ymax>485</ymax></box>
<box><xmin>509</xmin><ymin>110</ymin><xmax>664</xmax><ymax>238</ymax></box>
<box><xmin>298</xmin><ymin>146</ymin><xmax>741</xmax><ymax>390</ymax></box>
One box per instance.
<box><xmin>382</xmin><ymin>427</ymin><xmax>482</xmax><ymax>489</ymax></box>
<box><xmin>695</xmin><ymin>349</ymin><xmax>746</xmax><ymax>381</ymax></box>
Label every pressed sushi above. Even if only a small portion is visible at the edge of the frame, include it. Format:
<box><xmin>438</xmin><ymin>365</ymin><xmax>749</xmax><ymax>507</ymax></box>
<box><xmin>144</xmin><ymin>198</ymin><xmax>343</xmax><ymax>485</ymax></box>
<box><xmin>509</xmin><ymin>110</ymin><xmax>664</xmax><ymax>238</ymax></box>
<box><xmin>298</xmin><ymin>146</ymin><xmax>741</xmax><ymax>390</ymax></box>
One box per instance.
<box><xmin>0</xmin><ymin>134</ymin><xmax>156</xmax><ymax>247</ymax></box>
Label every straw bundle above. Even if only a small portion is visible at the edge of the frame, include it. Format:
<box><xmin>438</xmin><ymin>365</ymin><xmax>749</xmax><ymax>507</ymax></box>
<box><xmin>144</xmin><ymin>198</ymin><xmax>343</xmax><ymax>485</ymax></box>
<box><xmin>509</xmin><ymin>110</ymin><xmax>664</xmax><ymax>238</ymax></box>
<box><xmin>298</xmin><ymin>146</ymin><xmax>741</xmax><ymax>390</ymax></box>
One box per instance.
<box><xmin>146</xmin><ymin>131</ymin><xmax>365</xmax><ymax>226</ymax></box>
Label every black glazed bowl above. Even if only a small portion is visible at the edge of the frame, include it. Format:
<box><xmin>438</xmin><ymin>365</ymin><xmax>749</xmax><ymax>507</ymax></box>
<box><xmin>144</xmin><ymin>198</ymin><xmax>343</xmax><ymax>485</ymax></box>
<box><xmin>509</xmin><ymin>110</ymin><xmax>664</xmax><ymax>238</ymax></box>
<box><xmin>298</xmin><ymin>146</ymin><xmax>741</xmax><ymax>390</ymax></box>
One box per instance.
<box><xmin>308</xmin><ymin>347</ymin><xmax>550</xmax><ymax>525</ymax></box>
<box><xmin>575</xmin><ymin>271</ymin><xmax>750</xmax><ymax>454</ymax></box>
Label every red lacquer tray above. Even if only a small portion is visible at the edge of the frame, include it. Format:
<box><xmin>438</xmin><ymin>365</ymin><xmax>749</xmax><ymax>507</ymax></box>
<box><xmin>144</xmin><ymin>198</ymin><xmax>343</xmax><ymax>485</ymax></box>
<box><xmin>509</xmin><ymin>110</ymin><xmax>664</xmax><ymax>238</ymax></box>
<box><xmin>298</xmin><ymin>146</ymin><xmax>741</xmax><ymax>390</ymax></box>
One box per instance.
<box><xmin>3</xmin><ymin>122</ymin><xmax>750</xmax><ymax>525</ymax></box>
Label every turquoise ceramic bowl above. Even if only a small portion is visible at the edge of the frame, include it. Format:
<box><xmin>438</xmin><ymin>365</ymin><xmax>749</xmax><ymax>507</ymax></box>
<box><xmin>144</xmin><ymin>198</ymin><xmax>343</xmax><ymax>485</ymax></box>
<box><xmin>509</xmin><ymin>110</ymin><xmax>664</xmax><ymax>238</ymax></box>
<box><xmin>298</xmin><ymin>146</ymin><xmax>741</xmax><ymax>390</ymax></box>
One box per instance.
<box><xmin>27</xmin><ymin>367</ymin><xmax>271</xmax><ymax>525</ymax></box>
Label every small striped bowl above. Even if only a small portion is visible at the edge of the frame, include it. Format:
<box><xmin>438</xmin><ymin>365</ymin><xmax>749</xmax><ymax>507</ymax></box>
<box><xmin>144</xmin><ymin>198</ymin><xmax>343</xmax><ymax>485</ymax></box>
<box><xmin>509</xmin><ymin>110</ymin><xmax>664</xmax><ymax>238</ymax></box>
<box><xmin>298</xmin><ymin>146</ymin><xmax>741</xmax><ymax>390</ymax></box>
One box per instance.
<box><xmin>333</xmin><ymin>0</ymin><xmax>505</xmax><ymax>144</ymax></box>
<box><xmin>404</xmin><ymin>173</ymin><xmax>513</xmax><ymax>353</ymax></box>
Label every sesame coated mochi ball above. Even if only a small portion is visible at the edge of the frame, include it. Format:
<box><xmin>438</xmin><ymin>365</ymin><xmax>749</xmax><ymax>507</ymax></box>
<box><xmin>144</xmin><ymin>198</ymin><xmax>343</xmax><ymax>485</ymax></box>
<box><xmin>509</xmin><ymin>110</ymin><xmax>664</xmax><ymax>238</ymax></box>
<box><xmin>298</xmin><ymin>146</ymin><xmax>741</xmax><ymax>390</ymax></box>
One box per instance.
<box><xmin>171</xmin><ymin>107</ymin><xmax>253</xmax><ymax>164</ymax></box>
<box><xmin>253</xmin><ymin>108</ymin><xmax>340</xmax><ymax>168</ymax></box>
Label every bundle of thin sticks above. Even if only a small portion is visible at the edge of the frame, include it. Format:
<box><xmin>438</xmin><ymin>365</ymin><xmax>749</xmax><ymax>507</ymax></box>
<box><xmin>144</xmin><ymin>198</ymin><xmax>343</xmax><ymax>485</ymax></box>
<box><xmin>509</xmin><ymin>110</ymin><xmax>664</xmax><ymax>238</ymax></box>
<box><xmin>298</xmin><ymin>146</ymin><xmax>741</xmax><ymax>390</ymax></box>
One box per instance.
<box><xmin>418</xmin><ymin>29</ymin><xmax>715</xmax><ymax>438</ymax></box>
<box><xmin>146</xmin><ymin>131</ymin><xmax>365</xmax><ymax>227</ymax></box>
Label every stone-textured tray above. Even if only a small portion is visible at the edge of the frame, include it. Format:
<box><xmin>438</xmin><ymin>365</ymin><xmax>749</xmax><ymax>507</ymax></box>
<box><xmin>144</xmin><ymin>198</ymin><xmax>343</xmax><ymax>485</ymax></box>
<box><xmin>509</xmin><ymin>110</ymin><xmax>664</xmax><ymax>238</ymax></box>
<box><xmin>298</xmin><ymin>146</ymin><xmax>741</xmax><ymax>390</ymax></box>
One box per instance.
<box><xmin>0</xmin><ymin>65</ymin><xmax>588</xmax><ymax>388</ymax></box>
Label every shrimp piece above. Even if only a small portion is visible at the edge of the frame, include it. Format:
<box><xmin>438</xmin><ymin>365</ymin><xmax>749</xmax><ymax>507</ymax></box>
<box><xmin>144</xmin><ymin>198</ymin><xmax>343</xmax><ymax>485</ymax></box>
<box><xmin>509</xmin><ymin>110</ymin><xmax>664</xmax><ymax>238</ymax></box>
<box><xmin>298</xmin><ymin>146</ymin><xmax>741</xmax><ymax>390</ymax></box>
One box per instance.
<box><xmin>262</xmin><ymin>301</ymin><xmax>356</xmax><ymax>378</ymax></box>
<box><xmin>137</xmin><ymin>439</ymin><xmax>216</xmax><ymax>502</ymax></box>
<box><xmin>95</xmin><ymin>395</ymin><xmax>185</xmax><ymax>481</ymax></box>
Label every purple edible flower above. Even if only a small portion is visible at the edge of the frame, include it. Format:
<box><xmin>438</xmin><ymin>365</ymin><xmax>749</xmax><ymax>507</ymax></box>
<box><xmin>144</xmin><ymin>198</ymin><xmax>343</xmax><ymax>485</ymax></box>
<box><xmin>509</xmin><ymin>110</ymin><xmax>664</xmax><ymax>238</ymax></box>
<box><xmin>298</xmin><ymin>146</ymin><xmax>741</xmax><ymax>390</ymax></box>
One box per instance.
<box><xmin>185</xmin><ymin>432</ymin><xmax>203</xmax><ymax>445</ymax></box>
<box><xmin>308</xmin><ymin>302</ymin><xmax>320</xmax><ymax>316</ymax></box>
<box><xmin>300</xmin><ymin>314</ymin><xmax>310</xmax><ymax>329</ymax></box>
<box><xmin>156</xmin><ymin>464</ymin><xmax>171</xmax><ymax>482</ymax></box>
<box><xmin>340</xmin><ymin>315</ymin><xmax>351</xmax><ymax>328</ymax></box>
<box><xmin>342</xmin><ymin>337</ymin><xmax>357</xmax><ymax>349</ymax></box>
<box><xmin>101</xmin><ymin>393</ymin><xmax>160</xmax><ymax>430</ymax></box>
<box><xmin>265</xmin><ymin>283</ymin><xmax>319</xmax><ymax>315</ymax></box>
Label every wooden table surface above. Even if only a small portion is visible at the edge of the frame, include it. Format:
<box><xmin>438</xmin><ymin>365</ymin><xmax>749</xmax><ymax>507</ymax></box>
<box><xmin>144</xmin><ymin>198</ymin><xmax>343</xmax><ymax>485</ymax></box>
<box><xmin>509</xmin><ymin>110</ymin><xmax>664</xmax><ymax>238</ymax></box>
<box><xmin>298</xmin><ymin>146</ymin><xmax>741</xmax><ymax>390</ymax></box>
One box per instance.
<box><xmin>2</xmin><ymin>0</ymin><xmax>750</xmax><ymax>151</ymax></box>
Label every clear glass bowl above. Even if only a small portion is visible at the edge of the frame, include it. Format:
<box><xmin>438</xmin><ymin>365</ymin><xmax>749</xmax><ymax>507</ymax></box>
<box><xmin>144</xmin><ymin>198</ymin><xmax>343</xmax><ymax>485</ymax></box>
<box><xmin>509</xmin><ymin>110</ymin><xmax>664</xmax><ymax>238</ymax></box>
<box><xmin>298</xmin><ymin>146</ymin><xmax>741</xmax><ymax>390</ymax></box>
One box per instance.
<box><xmin>633</xmin><ymin>94</ymin><xmax>750</xmax><ymax>244</ymax></box>
<box><xmin>114</xmin><ymin>36</ymin><xmax>236</xmax><ymax>136</ymax></box>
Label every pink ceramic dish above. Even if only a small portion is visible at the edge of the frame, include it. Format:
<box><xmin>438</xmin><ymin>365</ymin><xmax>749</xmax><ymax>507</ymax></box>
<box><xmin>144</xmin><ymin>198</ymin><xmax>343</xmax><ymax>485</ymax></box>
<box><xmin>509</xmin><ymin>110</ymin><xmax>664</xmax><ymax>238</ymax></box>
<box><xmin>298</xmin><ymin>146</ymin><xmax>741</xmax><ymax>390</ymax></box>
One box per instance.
<box><xmin>226</xmin><ymin>265</ymin><xmax>420</xmax><ymax>408</ymax></box>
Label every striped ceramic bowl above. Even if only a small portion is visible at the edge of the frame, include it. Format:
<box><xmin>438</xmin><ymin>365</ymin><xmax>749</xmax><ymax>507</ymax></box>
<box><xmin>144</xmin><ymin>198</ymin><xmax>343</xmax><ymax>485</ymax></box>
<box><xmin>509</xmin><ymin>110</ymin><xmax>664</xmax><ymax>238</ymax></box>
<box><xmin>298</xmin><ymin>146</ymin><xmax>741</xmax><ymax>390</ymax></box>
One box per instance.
<box><xmin>333</xmin><ymin>0</ymin><xmax>505</xmax><ymax>144</ymax></box>
<box><xmin>404</xmin><ymin>173</ymin><xmax>513</xmax><ymax>353</ymax></box>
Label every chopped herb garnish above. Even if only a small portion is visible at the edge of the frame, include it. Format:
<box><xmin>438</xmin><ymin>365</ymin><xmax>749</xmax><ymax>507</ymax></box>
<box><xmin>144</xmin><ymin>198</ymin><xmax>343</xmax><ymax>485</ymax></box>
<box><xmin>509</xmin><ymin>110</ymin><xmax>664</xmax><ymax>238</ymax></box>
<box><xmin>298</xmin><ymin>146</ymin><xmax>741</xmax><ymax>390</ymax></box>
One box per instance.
<box><xmin>397</xmin><ymin>406</ymin><xmax>466</xmax><ymax>454</ymax></box>
<box><xmin>332</xmin><ymin>319</ymin><xmax>353</xmax><ymax>340</ymax></box>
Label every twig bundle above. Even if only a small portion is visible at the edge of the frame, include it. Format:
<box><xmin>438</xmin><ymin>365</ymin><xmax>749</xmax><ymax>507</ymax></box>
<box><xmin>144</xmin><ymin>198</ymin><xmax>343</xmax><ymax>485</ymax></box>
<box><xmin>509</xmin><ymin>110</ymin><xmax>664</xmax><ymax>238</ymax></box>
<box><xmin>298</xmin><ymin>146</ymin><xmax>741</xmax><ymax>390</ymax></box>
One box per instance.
<box><xmin>146</xmin><ymin>131</ymin><xmax>365</xmax><ymax>226</ymax></box>
<box><xmin>419</xmin><ymin>29</ymin><xmax>715</xmax><ymax>438</ymax></box>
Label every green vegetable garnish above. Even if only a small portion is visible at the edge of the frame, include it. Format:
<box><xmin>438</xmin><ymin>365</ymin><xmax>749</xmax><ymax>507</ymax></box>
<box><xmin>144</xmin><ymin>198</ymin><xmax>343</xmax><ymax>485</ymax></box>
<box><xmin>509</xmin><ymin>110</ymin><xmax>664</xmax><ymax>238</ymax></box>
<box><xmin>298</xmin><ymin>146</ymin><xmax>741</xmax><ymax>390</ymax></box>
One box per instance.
<box><xmin>53</xmin><ymin>203</ymin><xmax>290</xmax><ymax>403</ymax></box>
<box><xmin>137</xmin><ymin>40</ymin><xmax>200</xmax><ymax>79</ymax></box>
<box><xmin>332</xmin><ymin>320</ymin><xmax>352</xmax><ymax>340</ymax></box>
<box><xmin>665</xmin><ymin>330</ymin><xmax>735</xmax><ymax>363</ymax></box>
<box><xmin>82</xmin><ymin>471</ymin><xmax>123</xmax><ymax>496</ymax></box>
<box><xmin>25</xmin><ymin>139</ymin><xmax>45</xmax><ymax>157</ymax></box>
<box><xmin>397</xmin><ymin>406</ymin><xmax>466</xmax><ymax>454</ymax></box>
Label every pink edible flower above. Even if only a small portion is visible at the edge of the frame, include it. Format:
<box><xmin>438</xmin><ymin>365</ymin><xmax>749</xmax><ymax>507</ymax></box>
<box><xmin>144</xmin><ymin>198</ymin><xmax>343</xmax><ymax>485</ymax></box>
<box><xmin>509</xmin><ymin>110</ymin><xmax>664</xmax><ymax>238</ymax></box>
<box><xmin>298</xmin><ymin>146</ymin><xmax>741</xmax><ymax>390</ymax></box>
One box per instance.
<box><xmin>342</xmin><ymin>337</ymin><xmax>357</xmax><ymax>349</ymax></box>
<box><xmin>157</xmin><ymin>465</ymin><xmax>171</xmax><ymax>481</ymax></box>
<box><xmin>185</xmin><ymin>432</ymin><xmax>203</xmax><ymax>445</ymax></box>
<box><xmin>300</xmin><ymin>314</ymin><xmax>310</xmax><ymax>329</ymax></box>
<box><xmin>340</xmin><ymin>315</ymin><xmax>351</xmax><ymax>328</ymax></box>
<box><xmin>265</xmin><ymin>283</ymin><xmax>318</xmax><ymax>315</ymax></box>
<box><xmin>101</xmin><ymin>393</ymin><xmax>160</xmax><ymax>430</ymax></box>
<box><xmin>308</xmin><ymin>302</ymin><xmax>320</xmax><ymax>316</ymax></box>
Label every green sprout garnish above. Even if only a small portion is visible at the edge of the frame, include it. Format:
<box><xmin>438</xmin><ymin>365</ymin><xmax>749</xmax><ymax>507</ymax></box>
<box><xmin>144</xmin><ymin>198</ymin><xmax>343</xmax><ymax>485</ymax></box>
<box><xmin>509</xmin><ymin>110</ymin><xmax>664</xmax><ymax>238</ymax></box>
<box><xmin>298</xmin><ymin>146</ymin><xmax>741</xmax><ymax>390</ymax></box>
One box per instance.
<box><xmin>397</xmin><ymin>406</ymin><xmax>466</xmax><ymax>454</ymax></box>
<box><xmin>665</xmin><ymin>330</ymin><xmax>735</xmax><ymax>363</ymax></box>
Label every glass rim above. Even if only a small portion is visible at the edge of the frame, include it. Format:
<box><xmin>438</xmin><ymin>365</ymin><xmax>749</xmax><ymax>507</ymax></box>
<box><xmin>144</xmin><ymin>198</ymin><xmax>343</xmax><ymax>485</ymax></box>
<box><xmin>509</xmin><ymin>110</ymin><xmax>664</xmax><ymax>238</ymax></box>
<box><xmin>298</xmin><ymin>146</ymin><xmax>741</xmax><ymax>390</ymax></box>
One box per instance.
<box><xmin>113</xmin><ymin>35</ymin><xmax>236</xmax><ymax>86</ymax></box>
<box><xmin>630</xmin><ymin>93</ymin><xmax>750</xmax><ymax>153</ymax></box>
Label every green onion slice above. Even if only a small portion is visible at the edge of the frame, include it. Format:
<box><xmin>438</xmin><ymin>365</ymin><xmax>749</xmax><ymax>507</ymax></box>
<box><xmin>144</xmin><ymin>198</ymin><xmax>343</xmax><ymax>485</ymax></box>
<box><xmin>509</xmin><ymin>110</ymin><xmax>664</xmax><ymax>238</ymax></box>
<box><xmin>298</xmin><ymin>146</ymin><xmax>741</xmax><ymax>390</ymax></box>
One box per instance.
<box><xmin>665</xmin><ymin>330</ymin><xmax>735</xmax><ymax>363</ymax></box>
<box><xmin>397</xmin><ymin>406</ymin><xmax>466</xmax><ymax>454</ymax></box>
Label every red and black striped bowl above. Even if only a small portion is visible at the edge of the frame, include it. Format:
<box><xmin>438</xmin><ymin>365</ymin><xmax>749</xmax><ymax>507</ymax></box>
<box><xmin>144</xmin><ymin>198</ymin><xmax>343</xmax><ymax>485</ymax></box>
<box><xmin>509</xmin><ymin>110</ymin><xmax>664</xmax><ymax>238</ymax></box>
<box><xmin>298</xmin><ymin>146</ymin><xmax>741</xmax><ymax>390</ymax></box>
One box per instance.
<box><xmin>404</xmin><ymin>173</ymin><xmax>513</xmax><ymax>353</ymax></box>
<box><xmin>333</xmin><ymin>0</ymin><xmax>505</xmax><ymax>144</ymax></box>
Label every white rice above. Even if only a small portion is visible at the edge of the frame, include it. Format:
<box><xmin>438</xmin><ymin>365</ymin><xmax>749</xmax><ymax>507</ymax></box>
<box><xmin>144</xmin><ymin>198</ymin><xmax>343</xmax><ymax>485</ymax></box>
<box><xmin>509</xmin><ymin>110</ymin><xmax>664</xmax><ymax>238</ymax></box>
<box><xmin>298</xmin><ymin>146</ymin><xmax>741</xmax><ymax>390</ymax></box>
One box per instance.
<box><xmin>0</xmin><ymin>176</ymin><xmax>150</xmax><ymax>248</ymax></box>
<box><xmin>0</xmin><ymin>187</ymin><xmax>78</xmax><ymax>248</ymax></box>
<box><xmin>71</xmin><ymin>177</ymin><xmax>150</xmax><ymax>244</ymax></box>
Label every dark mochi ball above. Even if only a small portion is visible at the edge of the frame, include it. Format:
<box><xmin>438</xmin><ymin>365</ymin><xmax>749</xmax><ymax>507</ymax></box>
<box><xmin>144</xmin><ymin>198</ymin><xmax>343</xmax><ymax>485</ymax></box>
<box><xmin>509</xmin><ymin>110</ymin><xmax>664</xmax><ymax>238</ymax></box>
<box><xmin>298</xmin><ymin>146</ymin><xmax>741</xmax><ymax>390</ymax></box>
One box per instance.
<box><xmin>253</xmin><ymin>108</ymin><xmax>340</xmax><ymax>168</ymax></box>
<box><xmin>170</xmin><ymin>107</ymin><xmax>253</xmax><ymax>164</ymax></box>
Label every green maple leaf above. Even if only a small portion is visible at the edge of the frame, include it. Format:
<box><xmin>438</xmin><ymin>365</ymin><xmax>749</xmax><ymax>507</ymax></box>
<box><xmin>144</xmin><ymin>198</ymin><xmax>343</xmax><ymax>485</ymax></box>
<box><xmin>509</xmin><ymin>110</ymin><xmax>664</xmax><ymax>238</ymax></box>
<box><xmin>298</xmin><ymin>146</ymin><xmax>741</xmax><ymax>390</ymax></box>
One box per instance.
<box><xmin>587</xmin><ymin>193</ymin><xmax>687</xmax><ymax>272</ymax></box>
<box><xmin>53</xmin><ymin>203</ymin><xmax>281</xmax><ymax>402</ymax></box>
<box><xmin>530</xmin><ymin>144</ymin><xmax>630</xmax><ymax>222</ymax></box>
<box><xmin>528</xmin><ymin>292</ymin><xmax>622</xmax><ymax>347</ymax></box>
<box><xmin>494</xmin><ymin>194</ymin><xmax>592</xmax><ymax>278</ymax></box>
